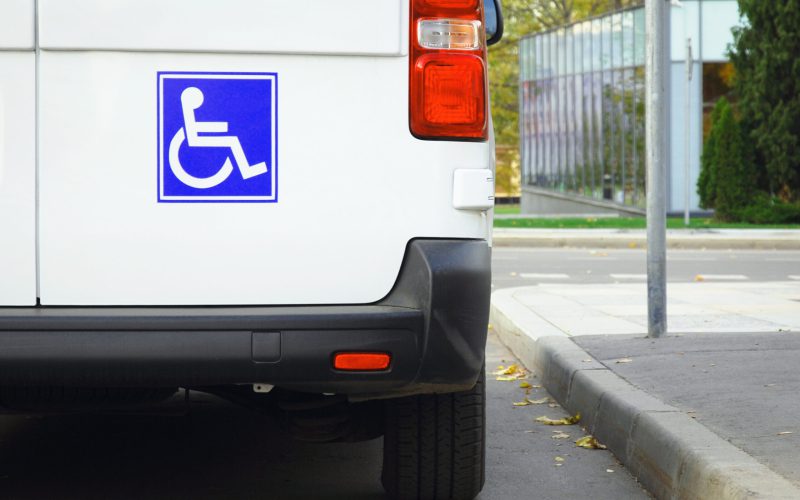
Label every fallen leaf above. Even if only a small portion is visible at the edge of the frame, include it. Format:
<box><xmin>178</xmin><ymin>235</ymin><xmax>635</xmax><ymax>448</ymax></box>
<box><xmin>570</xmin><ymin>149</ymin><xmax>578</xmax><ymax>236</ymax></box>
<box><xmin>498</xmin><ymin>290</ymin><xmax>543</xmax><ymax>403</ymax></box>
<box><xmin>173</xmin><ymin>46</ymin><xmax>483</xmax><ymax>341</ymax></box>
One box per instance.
<box><xmin>628</xmin><ymin>242</ymin><xmax>637</xmax><ymax>249</ymax></box>
<box><xmin>616</xmin><ymin>358</ymin><xmax>633</xmax><ymax>364</ymax></box>
<box><xmin>493</xmin><ymin>364</ymin><xmax>516</xmax><ymax>375</ymax></box>
<box><xmin>694</xmin><ymin>274</ymin><xmax>705</xmax><ymax>282</ymax></box>
<box><xmin>488</xmin><ymin>324</ymin><xmax>493</xmax><ymax>330</ymax></box>
<box><xmin>519</xmin><ymin>381</ymin><xmax>532</xmax><ymax>389</ymax></box>
<box><xmin>494</xmin><ymin>364</ymin><xmax>528</xmax><ymax>381</ymax></box>
<box><xmin>777</xmin><ymin>431</ymin><xmax>793</xmax><ymax>436</ymax></box>
<box><xmin>513</xmin><ymin>397</ymin><xmax>550</xmax><ymax>407</ymax></box>
<box><xmin>554</xmin><ymin>456</ymin><xmax>565</xmax><ymax>462</ymax></box>
<box><xmin>552</xmin><ymin>431</ymin><xmax>571</xmax><ymax>440</ymax></box>
<box><xmin>535</xmin><ymin>413</ymin><xmax>581</xmax><ymax>426</ymax></box>
<box><xmin>575</xmin><ymin>435</ymin><xmax>607</xmax><ymax>449</ymax></box>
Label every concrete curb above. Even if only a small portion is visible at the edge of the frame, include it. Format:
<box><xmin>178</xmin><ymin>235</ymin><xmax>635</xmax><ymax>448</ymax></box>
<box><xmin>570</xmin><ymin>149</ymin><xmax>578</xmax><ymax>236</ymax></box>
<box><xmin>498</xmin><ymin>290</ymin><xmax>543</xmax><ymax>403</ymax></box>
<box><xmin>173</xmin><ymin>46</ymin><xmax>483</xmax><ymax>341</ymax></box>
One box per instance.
<box><xmin>491</xmin><ymin>229</ymin><xmax>800</xmax><ymax>250</ymax></box>
<box><xmin>490</xmin><ymin>288</ymin><xmax>800</xmax><ymax>500</ymax></box>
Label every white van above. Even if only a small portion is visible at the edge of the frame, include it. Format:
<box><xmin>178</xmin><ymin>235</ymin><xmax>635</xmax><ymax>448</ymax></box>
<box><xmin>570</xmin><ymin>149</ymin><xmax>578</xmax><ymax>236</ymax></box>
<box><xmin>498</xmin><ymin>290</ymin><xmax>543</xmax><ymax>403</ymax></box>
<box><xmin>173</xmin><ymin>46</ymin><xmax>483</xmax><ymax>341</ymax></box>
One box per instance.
<box><xmin>0</xmin><ymin>1</ymin><xmax>502</xmax><ymax>498</ymax></box>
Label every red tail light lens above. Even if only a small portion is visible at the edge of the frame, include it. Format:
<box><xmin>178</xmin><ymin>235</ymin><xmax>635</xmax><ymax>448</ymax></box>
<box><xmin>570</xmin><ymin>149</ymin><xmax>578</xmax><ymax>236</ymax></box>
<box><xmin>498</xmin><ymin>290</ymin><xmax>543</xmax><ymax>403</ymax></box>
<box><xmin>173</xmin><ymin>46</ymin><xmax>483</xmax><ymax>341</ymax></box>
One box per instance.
<box><xmin>410</xmin><ymin>0</ymin><xmax>488</xmax><ymax>140</ymax></box>
<box><xmin>414</xmin><ymin>0</ymin><xmax>480</xmax><ymax>14</ymax></box>
<box><xmin>413</xmin><ymin>54</ymin><xmax>486</xmax><ymax>134</ymax></box>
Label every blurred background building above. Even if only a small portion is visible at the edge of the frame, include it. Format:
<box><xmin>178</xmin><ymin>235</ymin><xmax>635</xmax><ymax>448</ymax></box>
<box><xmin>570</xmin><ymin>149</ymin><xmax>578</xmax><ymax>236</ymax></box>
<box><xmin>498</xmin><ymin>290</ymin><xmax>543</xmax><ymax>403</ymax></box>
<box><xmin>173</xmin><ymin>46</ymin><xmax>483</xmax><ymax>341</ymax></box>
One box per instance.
<box><xmin>518</xmin><ymin>0</ymin><xmax>740</xmax><ymax>215</ymax></box>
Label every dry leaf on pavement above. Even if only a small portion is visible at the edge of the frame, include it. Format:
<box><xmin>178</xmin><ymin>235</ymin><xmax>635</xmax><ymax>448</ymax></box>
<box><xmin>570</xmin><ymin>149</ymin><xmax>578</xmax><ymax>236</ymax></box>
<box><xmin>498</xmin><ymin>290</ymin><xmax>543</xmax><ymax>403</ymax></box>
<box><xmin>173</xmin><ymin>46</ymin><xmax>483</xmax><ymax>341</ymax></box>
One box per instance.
<box><xmin>513</xmin><ymin>397</ymin><xmax>550</xmax><ymax>407</ymax></box>
<box><xmin>575</xmin><ymin>435</ymin><xmax>607</xmax><ymax>449</ymax></box>
<box><xmin>535</xmin><ymin>413</ymin><xmax>581</xmax><ymax>426</ymax></box>
<box><xmin>552</xmin><ymin>431</ymin><xmax>571</xmax><ymax>439</ymax></box>
<box><xmin>493</xmin><ymin>364</ymin><xmax>516</xmax><ymax>375</ymax></box>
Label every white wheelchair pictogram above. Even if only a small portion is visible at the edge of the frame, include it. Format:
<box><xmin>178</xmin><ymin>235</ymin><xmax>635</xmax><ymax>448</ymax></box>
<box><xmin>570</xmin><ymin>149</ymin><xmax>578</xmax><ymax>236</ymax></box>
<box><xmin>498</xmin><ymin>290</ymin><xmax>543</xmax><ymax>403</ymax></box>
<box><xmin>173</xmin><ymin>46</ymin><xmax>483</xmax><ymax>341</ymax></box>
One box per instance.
<box><xmin>168</xmin><ymin>87</ymin><xmax>268</xmax><ymax>189</ymax></box>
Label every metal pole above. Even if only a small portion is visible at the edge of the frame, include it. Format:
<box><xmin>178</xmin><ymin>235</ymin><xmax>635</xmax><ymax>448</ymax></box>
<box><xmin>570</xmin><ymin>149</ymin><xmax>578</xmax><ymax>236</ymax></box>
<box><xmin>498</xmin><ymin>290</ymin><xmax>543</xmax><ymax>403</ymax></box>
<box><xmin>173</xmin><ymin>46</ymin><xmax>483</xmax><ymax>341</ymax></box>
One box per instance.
<box><xmin>646</xmin><ymin>0</ymin><xmax>668</xmax><ymax>337</ymax></box>
<box><xmin>684</xmin><ymin>38</ymin><xmax>693</xmax><ymax>226</ymax></box>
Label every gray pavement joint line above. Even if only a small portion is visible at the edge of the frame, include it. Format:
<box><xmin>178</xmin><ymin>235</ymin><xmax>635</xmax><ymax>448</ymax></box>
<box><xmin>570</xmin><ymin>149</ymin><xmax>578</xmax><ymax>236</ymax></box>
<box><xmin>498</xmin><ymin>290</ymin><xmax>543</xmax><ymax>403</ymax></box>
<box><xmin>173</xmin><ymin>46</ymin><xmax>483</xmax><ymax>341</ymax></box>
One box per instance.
<box><xmin>490</xmin><ymin>296</ymin><xmax>800</xmax><ymax>500</ymax></box>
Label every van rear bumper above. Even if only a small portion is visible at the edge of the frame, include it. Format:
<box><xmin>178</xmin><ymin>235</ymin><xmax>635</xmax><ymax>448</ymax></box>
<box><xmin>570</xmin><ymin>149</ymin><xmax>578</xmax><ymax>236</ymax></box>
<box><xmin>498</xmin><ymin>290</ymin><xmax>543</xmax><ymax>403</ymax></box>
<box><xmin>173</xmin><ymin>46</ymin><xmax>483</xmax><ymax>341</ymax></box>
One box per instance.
<box><xmin>0</xmin><ymin>240</ymin><xmax>490</xmax><ymax>399</ymax></box>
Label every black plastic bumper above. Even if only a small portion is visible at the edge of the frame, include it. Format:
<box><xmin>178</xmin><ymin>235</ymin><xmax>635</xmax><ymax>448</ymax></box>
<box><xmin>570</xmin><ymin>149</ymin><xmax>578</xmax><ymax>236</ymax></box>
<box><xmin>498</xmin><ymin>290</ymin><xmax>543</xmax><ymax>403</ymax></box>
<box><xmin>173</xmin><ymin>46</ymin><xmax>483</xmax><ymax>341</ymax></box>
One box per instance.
<box><xmin>0</xmin><ymin>240</ymin><xmax>491</xmax><ymax>399</ymax></box>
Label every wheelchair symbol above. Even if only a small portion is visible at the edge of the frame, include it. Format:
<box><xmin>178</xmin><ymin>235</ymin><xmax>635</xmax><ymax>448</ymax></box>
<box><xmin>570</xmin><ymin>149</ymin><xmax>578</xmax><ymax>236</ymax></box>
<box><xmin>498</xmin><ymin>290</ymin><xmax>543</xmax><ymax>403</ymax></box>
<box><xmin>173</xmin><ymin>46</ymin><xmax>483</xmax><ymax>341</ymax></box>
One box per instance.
<box><xmin>168</xmin><ymin>87</ymin><xmax>268</xmax><ymax>189</ymax></box>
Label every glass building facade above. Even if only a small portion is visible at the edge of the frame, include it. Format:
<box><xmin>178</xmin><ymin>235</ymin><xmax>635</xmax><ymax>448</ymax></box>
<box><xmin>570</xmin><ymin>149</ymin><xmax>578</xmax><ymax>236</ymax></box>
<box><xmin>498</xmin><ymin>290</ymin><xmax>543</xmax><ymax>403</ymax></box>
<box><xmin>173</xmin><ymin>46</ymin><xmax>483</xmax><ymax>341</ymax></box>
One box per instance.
<box><xmin>519</xmin><ymin>1</ymin><xmax>740</xmax><ymax>213</ymax></box>
<box><xmin>520</xmin><ymin>7</ymin><xmax>647</xmax><ymax>208</ymax></box>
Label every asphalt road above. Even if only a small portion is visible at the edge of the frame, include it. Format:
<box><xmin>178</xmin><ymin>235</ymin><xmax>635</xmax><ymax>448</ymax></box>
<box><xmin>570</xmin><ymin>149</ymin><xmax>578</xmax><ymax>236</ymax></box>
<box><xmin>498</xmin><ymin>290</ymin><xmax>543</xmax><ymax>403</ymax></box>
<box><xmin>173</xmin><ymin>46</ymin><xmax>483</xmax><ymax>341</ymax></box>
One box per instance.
<box><xmin>492</xmin><ymin>247</ymin><xmax>800</xmax><ymax>289</ymax></box>
<box><xmin>0</xmin><ymin>333</ymin><xmax>649</xmax><ymax>500</ymax></box>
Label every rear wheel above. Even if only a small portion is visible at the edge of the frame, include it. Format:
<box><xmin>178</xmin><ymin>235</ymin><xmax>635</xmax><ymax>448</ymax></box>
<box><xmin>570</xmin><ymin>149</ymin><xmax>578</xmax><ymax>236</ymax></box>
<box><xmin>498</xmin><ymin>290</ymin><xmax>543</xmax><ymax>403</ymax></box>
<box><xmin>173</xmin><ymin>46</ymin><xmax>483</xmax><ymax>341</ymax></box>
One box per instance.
<box><xmin>381</xmin><ymin>369</ymin><xmax>486</xmax><ymax>500</ymax></box>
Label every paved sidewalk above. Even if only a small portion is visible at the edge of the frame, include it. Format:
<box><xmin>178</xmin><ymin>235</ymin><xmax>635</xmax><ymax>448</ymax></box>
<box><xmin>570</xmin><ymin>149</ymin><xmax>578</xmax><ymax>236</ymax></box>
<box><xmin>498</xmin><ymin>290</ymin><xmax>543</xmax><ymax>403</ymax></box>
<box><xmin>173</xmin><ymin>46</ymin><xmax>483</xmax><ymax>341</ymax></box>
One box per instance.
<box><xmin>490</xmin><ymin>282</ymin><xmax>800</xmax><ymax>499</ymax></box>
<box><xmin>492</xmin><ymin>228</ymin><xmax>800</xmax><ymax>250</ymax></box>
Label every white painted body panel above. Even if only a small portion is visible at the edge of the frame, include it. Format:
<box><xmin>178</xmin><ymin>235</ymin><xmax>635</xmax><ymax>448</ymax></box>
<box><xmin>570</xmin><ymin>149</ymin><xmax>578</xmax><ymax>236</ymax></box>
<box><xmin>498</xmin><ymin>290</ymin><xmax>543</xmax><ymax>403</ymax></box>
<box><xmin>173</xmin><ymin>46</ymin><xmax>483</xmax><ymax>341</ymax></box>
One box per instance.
<box><xmin>39</xmin><ymin>0</ymin><xmax>407</xmax><ymax>56</ymax></box>
<box><xmin>38</xmin><ymin>50</ymin><xmax>491</xmax><ymax>305</ymax></box>
<box><xmin>0</xmin><ymin>0</ymin><xmax>35</xmax><ymax>50</ymax></box>
<box><xmin>0</xmin><ymin>52</ymin><xmax>37</xmax><ymax>305</ymax></box>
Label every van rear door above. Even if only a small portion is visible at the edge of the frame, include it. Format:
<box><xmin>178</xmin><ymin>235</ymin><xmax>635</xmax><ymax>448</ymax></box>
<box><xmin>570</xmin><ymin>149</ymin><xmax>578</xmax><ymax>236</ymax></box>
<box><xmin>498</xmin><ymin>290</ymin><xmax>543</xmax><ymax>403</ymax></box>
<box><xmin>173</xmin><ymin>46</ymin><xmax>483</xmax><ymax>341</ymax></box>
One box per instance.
<box><xmin>0</xmin><ymin>0</ymin><xmax>36</xmax><ymax>306</ymax></box>
<box><xmin>36</xmin><ymin>0</ymin><xmax>492</xmax><ymax>306</ymax></box>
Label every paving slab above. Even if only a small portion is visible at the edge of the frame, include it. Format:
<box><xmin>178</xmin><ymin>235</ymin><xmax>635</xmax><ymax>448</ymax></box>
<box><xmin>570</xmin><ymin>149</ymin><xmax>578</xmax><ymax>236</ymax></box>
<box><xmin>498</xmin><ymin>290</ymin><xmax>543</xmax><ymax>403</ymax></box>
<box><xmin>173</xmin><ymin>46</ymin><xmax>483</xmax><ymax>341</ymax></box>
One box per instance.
<box><xmin>493</xmin><ymin>282</ymin><xmax>800</xmax><ymax>336</ymax></box>
<box><xmin>575</xmin><ymin>332</ymin><xmax>800</xmax><ymax>487</ymax></box>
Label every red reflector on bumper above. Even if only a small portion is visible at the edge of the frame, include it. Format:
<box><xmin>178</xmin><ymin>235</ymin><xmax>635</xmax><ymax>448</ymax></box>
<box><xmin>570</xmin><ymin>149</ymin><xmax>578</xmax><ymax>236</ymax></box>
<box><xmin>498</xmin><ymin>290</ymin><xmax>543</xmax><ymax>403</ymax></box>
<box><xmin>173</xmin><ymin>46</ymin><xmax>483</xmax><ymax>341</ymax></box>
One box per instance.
<box><xmin>333</xmin><ymin>352</ymin><xmax>392</xmax><ymax>371</ymax></box>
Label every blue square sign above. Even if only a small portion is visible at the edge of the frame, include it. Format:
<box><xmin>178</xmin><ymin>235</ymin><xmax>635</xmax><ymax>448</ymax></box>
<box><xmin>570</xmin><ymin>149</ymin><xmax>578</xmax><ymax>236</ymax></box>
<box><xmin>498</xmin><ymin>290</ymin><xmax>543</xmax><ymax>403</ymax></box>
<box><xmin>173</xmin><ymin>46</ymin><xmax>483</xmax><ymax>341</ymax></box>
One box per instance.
<box><xmin>157</xmin><ymin>72</ymin><xmax>278</xmax><ymax>202</ymax></box>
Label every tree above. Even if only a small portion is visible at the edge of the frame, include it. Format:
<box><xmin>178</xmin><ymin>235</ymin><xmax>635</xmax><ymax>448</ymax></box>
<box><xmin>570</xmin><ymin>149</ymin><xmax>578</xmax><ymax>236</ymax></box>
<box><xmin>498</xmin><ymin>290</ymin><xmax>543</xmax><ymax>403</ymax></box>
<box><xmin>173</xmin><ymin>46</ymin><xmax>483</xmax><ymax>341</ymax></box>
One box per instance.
<box><xmin>697</xmin><ymin>98</ymin><xmax>728</xmax><ymax>209</ymax></box>
<box><xmin>488</xmin><ymin>0</ymin><xmax>540</xmax><ymax>149</ymax></box>
<box><xmin>729</xmin><ymin>0</ymin><xmax>800</xmax><ymax>201</ymax></box>
<box><xmin>712</xmin><ymin>102</ymin><xmax>756</xmax><ymax>221</ymax></box>
<box><xmin>531</xmin><ymin>0</ymin><xmax>640</xmax><ymax>29</ymax></box>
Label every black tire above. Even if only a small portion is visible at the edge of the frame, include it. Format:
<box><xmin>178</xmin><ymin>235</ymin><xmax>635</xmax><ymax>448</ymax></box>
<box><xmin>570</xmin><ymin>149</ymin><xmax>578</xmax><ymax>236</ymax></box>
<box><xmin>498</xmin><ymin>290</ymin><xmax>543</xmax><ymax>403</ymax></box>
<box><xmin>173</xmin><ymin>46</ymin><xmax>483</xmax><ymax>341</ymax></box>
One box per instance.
<box><xmin>381</xmin><ymin>369</ymin><xmax>486</xmax><ymax>500</ymax></box>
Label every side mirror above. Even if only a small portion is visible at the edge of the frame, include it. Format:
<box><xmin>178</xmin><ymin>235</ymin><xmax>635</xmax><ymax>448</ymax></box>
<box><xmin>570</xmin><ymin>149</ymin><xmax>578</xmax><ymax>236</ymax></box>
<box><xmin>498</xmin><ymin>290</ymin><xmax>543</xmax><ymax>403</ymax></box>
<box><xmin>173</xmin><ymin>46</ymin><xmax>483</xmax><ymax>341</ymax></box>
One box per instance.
<box><xmin>485</xmin><ymin>0</ymin><xmax>504</xmax><ymax>46</ymax></box>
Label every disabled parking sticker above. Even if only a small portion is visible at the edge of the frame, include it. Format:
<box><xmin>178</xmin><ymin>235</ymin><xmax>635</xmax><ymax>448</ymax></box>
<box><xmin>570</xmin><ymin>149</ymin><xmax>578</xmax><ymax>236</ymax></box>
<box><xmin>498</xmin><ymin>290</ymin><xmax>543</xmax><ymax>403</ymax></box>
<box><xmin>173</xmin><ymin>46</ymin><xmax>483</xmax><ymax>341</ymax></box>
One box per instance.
<box><xmin>157</xmin><ymin>72</ymin><xmax>277</xmax><ymax>202</ymax></box>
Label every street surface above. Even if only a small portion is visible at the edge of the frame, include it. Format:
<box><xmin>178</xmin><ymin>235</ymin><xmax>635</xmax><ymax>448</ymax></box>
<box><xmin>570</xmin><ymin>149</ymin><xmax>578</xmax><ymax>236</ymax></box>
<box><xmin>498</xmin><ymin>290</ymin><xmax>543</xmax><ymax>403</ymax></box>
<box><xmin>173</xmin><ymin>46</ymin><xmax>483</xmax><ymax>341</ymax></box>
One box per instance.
<box><xmin>491</xmin><ymin>247</ymin><xmax>800</xmax><ymax>289</ymax></box>
<box><xmin>0</xmin><ymin>333</ymin><xmax>649</xmax><ymax>500</ymax></box>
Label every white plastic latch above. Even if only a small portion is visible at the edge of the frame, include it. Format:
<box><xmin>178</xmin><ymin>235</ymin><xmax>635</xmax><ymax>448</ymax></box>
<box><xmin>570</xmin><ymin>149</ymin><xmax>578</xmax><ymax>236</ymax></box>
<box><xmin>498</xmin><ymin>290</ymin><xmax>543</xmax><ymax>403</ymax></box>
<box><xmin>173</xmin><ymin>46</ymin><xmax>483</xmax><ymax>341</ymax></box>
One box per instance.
<box><xmin>453</xmin><ymin>169</ymin><xmax>494</xmax><ymax>210</ymax></box>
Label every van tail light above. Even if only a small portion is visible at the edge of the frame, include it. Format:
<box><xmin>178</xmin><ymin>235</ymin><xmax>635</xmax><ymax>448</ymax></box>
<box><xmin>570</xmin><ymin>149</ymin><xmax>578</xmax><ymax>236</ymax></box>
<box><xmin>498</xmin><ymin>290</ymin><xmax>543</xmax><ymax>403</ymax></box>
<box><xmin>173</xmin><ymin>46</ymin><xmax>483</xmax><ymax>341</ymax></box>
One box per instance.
<box><xmin>410</xmin><ymin>0</ymin><xmax>488</xmax><ymax>140</ymax></box>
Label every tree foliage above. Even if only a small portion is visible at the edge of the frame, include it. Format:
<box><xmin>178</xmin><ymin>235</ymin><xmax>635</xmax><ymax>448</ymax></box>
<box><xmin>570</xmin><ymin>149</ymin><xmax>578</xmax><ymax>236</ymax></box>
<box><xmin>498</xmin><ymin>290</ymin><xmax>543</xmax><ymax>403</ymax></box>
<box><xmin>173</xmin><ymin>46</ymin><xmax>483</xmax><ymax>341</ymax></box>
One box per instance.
<box><xmin>530</xmin><ymin>0</ymin><xmax>640</xmax><ymax>29</ymax></box>
<box><xmin>729</xmin><ymin>0</ymin><xmax>800</xmax><ymax>201</ymax></box>
<box><xmin>697</xmin><ymin>98</ymin><xmax>727</xmax><ymax>209</ymax></box>
<box><xmin>711</xmin><ymin>102</ymin><xmax>757</xmax><ymax>221</ymax></box>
